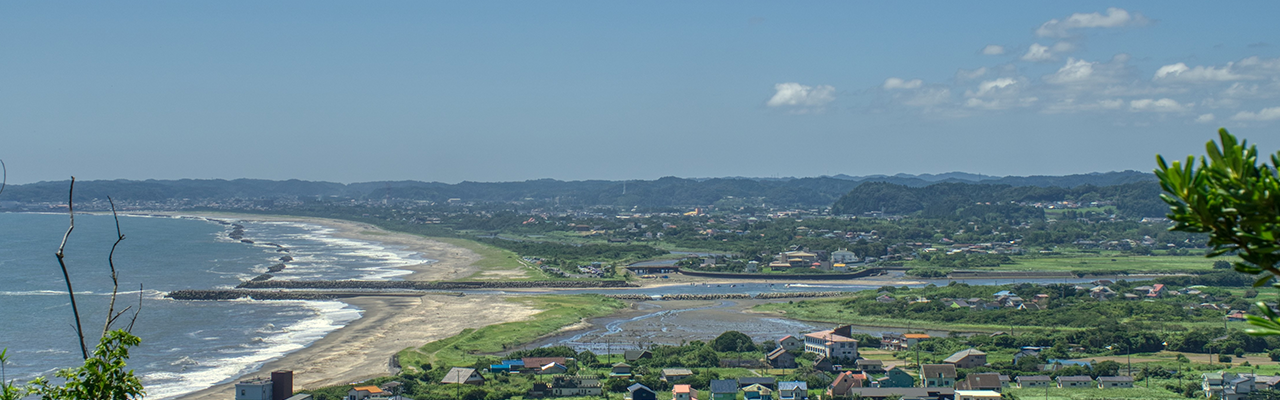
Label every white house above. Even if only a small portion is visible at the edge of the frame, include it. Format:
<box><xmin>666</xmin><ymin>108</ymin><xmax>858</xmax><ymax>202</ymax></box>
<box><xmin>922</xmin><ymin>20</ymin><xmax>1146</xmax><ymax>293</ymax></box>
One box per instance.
<box><xmin>803</xmin><ymin>326</ymin><xmax>858</xmax><ymax>361</ymax></box>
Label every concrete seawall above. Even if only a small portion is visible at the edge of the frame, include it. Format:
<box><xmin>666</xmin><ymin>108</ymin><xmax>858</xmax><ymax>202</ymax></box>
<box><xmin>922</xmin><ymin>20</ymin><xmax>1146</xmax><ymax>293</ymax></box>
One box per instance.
<box><xmin>165</xmin><ymin>289</ymin><xmax>444</xmax><ymax>301</ymax></box>
<box><xmin>674</xmin><ymin>268</ymin><xmax>882</xmax><ymax>280</ymax></box>
<box><xmin>235</xmin><ymin>280</ymin><xmax>637</xmax><ymax>290</ymax></box>
<box><xmin>602</xmin><ymin>291</ymin><xmax>854</xmax><ymax>301</ymax></box>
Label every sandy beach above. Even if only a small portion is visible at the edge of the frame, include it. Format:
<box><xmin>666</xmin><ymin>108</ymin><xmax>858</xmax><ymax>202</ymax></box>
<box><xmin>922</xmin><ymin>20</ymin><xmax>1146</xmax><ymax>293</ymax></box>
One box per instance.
<box><xmin>165</xmin><ymin>213</ymin><xmax>536</xmax><ymax>399</ymax></box>
<box><xmin>178</xmin><ymin>294</ymin><xmax>538</xmax><ymax>400</ymax></box>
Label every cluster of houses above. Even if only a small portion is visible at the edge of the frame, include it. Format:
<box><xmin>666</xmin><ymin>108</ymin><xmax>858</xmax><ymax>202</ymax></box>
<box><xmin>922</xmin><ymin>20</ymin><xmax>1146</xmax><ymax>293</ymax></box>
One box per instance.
<box><xmin>231</xmin><ymin>370</ymin><xmax>408</xmax><ymax>400</ymax></box>
<box><xmin>1084</xmin><ymin>281</ymin><xmax>1254</xmax><ymax>318</ymax></box>
<box><xmin>872</xmin><ymin>290</ymin><xmax>1051</xmax><ymax>312</ymax></box>
<box><xmin>1085</xmin><ymin>281</ymin><xmax>1170</xmax><ymax>301</ymax></box>
<box><xmin>778</xmin><ymin>327</ymin><xmax>1144</xmax><ymax>400</ymax></box>
<box><xmin>346</xmin><ymin>382</ymin><xmax>408</xmax><ymax>400</ymax></box>
<box><xmin>1072</xmin><ymin>233</ymin><xmax>1198</xmax><ymax>251</ymax></box>
<box><xmin>1202</xmin><ymin>372</ymin><xmax>1280</xmax><ymax>400</ymax></box>
<box><xmin>575</xmin><ymin>262</ymin><xmax>609</xmax><ymax>277</ymax></box>
<box><xmin>764</xmin><ymin>249</ymin><xmax>868</xmax><ymax>272</ymax></box>
<box><xmin>420</xmin><ymin>324</ymin><xmax>1280</xmax><ymax>400</ymax></box>
<box><xmin>917</xmin><ymin>242</ymin><xmax>1024</xmax><ymax>256</ymax></box>
<box><xmin>625</xmin><ymin>378</ymin><xmax>809</xmax><ymax>400</ymax></box>
<box><xmin>486</xmin><ymin>357</ymin><xmax>575</xmax><ymax>375</ymax></box>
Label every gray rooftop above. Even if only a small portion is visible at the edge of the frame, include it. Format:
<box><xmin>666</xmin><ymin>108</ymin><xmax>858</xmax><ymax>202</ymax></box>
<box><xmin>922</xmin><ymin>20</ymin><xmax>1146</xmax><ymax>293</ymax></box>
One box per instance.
<box><xmin>710</xmin><ymin>380</ymin><xmax>738</xmax><ymax>394</ymax></box>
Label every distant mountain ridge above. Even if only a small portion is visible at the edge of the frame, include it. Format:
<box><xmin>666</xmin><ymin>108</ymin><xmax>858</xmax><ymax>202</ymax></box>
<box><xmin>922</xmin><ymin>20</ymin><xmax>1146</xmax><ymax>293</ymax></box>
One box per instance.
<box><xmin>0</xmin><ymin>171</ymin><xmax>1157</xmax><ymax>208</ymax></box>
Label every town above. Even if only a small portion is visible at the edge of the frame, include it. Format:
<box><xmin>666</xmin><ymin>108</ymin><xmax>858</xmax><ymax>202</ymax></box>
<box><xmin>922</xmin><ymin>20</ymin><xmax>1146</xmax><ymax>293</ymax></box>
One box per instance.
<box><xmin>237</xmin><ymin>320</ymin><xmax>1280</xmax><ymax>400</ymax></box>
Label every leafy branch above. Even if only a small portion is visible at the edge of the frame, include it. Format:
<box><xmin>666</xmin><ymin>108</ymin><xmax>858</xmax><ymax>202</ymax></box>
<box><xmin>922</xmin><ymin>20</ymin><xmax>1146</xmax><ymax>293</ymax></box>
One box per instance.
<box><xmin>1155</xmin><ymin>128</ymin><xmax>1280</xmax><ymax>336</ymax></box>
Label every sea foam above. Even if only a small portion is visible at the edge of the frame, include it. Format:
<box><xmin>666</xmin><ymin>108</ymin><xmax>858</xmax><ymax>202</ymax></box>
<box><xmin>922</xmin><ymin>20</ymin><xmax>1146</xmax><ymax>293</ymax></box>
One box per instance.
<box><xmin>142</xmin><ymin>300</ymin><xmax>361</xmax><ymax>400</ymax></box>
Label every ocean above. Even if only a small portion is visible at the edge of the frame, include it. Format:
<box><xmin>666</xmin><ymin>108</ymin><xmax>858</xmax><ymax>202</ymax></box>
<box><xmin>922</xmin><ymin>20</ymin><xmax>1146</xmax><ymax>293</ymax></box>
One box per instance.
<box><xmin>0</xmin><ymin>212</ymin><xmax>427</xmax><ymax>399</ymax></box>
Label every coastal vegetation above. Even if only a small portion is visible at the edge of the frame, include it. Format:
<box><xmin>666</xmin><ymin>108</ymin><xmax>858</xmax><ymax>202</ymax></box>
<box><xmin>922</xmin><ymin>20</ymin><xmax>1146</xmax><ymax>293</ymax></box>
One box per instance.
<box><xmin>396</xmin><ymin>295</ymin><xmax>625</xmax><ymax>369</ymax></box>
<box><xmin>424</xmin><ymin>236</ymin><xmax>542</xmax><ymax>280</ymax></box>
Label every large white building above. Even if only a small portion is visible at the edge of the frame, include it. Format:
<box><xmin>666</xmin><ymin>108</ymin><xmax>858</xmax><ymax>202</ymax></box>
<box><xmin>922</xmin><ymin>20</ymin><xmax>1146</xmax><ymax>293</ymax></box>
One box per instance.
<box><xmin>803</xmin><ymin>325</ymin><xmax>858</xmax><ymax>361</ymax></box>
<box><xmin>236</xmin><ymin>377</ymin><xmax>272</xmax><ymax>400</ymax></box>
<box><xmin>830</xmin><ymin>249</ymin><xmax>858</xmax><ymax>264</ymax></box>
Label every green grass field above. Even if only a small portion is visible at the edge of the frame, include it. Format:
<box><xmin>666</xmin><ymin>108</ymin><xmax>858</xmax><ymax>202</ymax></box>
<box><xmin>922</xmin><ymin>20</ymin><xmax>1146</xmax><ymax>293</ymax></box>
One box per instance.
<box><xmin>1006</xmin><ymin>385</ymin><xmax>1184</xmax><ymax>399</ymax></box>
<box><xmin>397</xmin><ymin>295</ymin><xmax>625</xmax><ymax>369</ymax></box>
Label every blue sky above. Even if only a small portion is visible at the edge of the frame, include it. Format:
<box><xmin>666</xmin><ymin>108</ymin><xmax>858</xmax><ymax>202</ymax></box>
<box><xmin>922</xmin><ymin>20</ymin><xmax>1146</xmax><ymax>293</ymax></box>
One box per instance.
<box><xmin>2</xmin><ymin>2</ymin><xmax>1278</xmax><ymax>184</ymax></box>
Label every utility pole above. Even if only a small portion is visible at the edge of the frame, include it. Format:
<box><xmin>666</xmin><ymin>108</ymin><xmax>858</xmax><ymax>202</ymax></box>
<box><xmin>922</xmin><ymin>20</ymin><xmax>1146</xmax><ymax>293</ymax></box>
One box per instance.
<box><xmin>914</xmin><ymin>343</ymin><xmax>921</xmax><ymax>377</ymax></box>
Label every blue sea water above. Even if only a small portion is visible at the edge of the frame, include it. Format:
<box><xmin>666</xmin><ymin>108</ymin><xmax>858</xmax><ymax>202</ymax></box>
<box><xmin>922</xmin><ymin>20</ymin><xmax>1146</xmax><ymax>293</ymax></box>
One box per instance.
<box><xmin>0</xmin><ymin>213</ymin><xmax>426</xmax><ymax>399</ymax></box>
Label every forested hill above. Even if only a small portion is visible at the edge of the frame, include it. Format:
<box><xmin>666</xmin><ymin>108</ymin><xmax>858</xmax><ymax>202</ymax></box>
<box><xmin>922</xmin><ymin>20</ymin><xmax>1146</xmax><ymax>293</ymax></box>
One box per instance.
<box><xmin>829</xmin><ymin>180</ymin><xmax>1166</xmax><ymax>218</ymax></box>
<box><xmin>1</xmin><ymin>171</ymin><xmax>1156</xmax><ymax>209</ymax></box>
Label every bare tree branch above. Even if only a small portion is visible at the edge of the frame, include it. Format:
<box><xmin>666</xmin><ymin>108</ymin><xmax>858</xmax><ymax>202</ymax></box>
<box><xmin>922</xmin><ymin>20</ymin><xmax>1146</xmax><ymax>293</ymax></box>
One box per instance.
<box><xmin>127</xmin><ymin>284</ymin><xmax>142</xmax><ymax>333</ymax></box>
<box><xmin>107</xmin><ymin>305</ymin><xmax>132</xmax><ymax>330</ymax></box>
<box><xmin>55</xmin><ymin>177</ymin><xmax>88</xmax><ymax>360</ymax></box>
<box><xmin>103</xmin><ymin>197</ymin><xmax>127</xmax><ymax>336</ymax></box>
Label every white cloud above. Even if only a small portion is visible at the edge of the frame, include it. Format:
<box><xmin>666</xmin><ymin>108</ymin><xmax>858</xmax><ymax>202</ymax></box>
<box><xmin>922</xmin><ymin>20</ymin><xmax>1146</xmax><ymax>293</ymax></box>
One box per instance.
<box><xmin>883</xmin><ymin>78</ymin><xmax>923</xmax><ymax>90</ymax></box>
<box><xmin>1036</xmin><ymin>8</ymin><xmax>1144</xmax><ymax>38</ymax></box>
<box><xmin>767</xmin><ymin>83</ymin><xmax>835</xmax><ymax>107</ymax></box>
<box><xmin>1238</xmin><ymin>56</ymin><xmax>1280</xmax><ymax>71</ymax></box>
<box><xmin>1153</xmin><ymin>62</ymin><xmax>1244</xmax><ymax>82</ymax></box>
<box><xmin>1222</xmin><ymin>83</ymin><xmax>1260</xmax><ymax>98</ymax></box>
<box><xmin>1200</xmin><ymin>97</ymin><xmax>1241</xmax><ymax>109</ymax></box>
<box><xmin>1042</xmin><ymin>98</ymin><xmax>1124</xmax><ymax>113</ymax></box>
<box><xmin>1195</xmin><ymin>113</ymin><xmax>1216</xmax><ymax>123</ymax></box>
<box><xmin>964</xmin><ymin>97</ymin><xmax>1038</xmax><ymax>110</ymax></box>
<box><xmin>1098</xmin><ymin>84</ymin><xmax>1184</xmax><ymax>97</ymax></box>
<box><xmin>981</xmin><ymin>45</ymin><xmax>1005</xmax><ymax>55</ymax></box>
<box><xmin>1044</xmin><ymin>58</ymin><xmax>1096</xmax><ymax>84</ymax></box>
<box><xmin>1231</xmin><ymin>106</ymin><xmax>1280</xmax><ymax>121</ymax></box>
<box><xmin>1129</xmin><ymin>98</ymin><xmax>1190</xmax><ymax>113</ymax></box>
<box><xmin>956</xmin><ymin>67</ymin><xmax>987</xmax><ymax>81</ymax></box>
<box><xmin>1022</xmin><ymin>44</ymin><xmax>1053</xmax><ymax>62</ymax></box>
<box><xmin>902</xmin><ymin>88</ymin><xmax>952</xmax><ymax>107</ymax></box>
<box><xmin>1098</xmin><ymin>99</ymin><xmax>1125</xmax><ymax>109</ymax></box>
<box><xmin>1052</xmin><ymin>42</ymin><xmax>1077</xmax><ymax>53</ymax></box>
<box><xmin>972</xmin><ymin>78</ymin><xmax>1019</xmax><ymax>97</ymax></box>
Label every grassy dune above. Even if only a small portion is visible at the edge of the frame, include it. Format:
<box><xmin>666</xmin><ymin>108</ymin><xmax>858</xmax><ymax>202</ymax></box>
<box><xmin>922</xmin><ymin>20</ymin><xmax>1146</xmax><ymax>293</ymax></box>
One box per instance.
<box><xmin>425</xmin><ymin>236</ymin><xmax>551</xmax><ymax>280</ymax></box>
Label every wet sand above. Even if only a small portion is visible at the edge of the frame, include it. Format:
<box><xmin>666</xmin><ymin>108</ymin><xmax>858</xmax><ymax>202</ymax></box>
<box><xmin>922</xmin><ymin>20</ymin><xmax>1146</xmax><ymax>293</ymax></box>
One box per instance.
<box><xmin>178</xmin><ymin>294</ymin><xmax>539</xmax><ymax>400</ymax></box>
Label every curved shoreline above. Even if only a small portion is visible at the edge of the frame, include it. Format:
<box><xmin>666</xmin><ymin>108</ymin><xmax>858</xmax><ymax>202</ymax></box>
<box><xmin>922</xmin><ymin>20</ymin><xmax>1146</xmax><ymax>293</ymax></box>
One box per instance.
<box><xmin>151</xmin><ymin>212</ymin><xmax>537</xmax><ymax>400</ymax></box>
